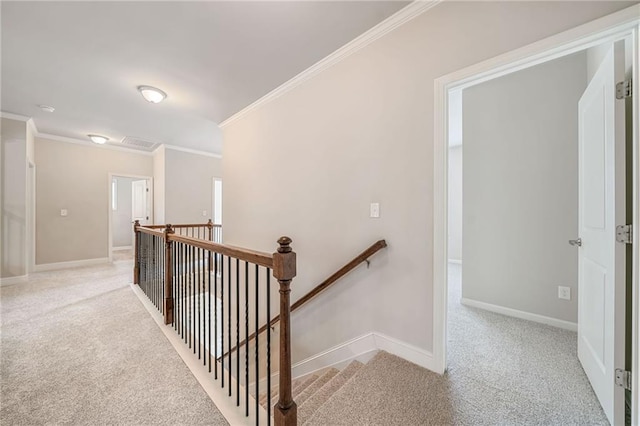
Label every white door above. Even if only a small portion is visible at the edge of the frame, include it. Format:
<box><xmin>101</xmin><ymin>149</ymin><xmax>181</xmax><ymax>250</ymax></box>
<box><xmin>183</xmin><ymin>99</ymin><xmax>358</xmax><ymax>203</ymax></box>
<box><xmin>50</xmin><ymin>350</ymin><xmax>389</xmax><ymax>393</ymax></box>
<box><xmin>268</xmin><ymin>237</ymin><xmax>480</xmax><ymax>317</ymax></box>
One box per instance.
<box><xmin>577</xmin><ymin>43</ymin><xmax>626</xmax><ymax>425</ymax></box>
<box><xmin>132</xmin><ymin>179</ymin><xmax>150</xmax><ymax>225</ymax></box>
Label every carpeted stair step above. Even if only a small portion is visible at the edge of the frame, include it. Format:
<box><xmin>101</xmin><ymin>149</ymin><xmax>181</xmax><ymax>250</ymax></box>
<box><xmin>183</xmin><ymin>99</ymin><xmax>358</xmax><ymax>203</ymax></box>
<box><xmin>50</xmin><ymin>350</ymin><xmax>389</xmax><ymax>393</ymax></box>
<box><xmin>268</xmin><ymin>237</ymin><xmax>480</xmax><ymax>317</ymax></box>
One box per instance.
<box><xmin>295</xmin><ymin>368</ymin><xmax>339</xmax><ymax>407</ymax></box>
<box><xmin>292</xmin><ymin>374</ymin><xmax>319</xmax><ymax>399</ymax></box>
<box><xmin>299</xmin><ymin>361</ymin><xmax>363</xmax><ymax>424</ymax></box>
<box><xmin>259</xmin><ymin>387</ymin><xmax>278</xmax><ymax>409</ymax></box>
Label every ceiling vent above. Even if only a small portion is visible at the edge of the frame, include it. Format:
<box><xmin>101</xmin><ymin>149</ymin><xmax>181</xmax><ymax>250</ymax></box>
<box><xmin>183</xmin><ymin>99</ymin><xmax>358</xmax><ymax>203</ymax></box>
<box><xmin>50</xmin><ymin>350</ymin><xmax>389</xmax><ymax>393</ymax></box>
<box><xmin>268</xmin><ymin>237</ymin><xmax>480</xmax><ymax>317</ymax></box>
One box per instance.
<box><xmin>118</xmin><ymin>136</ymin><xmax>160</xmax><ymax>151</ymax></box>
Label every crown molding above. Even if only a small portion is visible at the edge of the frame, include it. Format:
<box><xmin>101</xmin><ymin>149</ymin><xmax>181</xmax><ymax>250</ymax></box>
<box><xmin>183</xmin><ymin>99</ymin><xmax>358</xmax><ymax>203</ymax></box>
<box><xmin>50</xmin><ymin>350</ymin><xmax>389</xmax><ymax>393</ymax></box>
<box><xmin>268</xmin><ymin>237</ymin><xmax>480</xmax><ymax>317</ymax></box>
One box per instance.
<box><xmin>220</xmin><ymin>0</ymin><xmax>441</xmax><ymax>129</ymax></box>
<box><xmin>163</xmin><ymin>143</ymin><xmax>222</xmax><ymax>159</ymax></box>
<box><xmin>37</xmin><ymin>133</ymin><xmax>154</xmax><ymax>156</ymax></box>
<box><xmin>0</xmin><ymin>111</ymin><xmax>31</xmax><ymax>122</ymax></box>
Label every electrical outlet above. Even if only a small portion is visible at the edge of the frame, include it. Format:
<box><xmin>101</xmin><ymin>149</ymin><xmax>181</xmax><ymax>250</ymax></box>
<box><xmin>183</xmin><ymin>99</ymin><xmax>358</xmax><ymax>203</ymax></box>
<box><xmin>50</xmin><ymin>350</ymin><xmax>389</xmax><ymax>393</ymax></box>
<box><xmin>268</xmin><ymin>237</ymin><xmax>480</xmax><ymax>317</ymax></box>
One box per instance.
<box><xmin>202</xmin><ymin>210</ymin><xmax>208</xmax><ymax>217</ymax></box>
<box><xmin>60</xmin><ymin>209</ymin><xmax>68</xmax><ymax>217</ymax></box>
<box><xmin>558</xmin><ymin>286</ymin><xmax>571</xmax><ymax>300</ymax></box>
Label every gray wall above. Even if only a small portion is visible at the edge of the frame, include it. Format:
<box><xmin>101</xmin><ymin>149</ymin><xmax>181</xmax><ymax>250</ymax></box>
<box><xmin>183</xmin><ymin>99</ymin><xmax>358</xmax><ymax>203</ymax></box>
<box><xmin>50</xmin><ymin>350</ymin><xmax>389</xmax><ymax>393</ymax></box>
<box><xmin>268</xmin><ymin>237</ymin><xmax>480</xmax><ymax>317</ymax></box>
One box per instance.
<box><xmin>112</xmin><ymin>177</ymin><xmax>134</xmax><ymax>248</ymax></box>
<box><xmin>461</xmin><ymin>51</ymin><xmax>587</xmax><ymax>323</ymax></box>
<box><xmin>1</xmin><ymin>118</ymin><xmax>27</xmax><ymax>278</ymax></box>
<box><xmin>35</xmin><ymin>137</ymin><xmax>153</xmax><ymax>265</ymax></box>
<box><xmin>164</xmin><ymin>148</ymin><xmax>222</xmax><ymax>224</ymax></box>
<box><xmin>221</xmin><ymin>2</ymin><xmax>631</xmax><ymax>360</ymax></box>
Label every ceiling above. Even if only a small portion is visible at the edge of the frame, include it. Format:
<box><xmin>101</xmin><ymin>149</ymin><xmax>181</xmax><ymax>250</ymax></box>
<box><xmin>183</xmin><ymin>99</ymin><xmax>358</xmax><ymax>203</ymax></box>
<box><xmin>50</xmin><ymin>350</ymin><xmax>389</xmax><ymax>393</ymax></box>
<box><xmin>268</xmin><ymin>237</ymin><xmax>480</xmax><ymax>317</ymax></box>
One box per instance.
<box><xmin>1</xmin><ymin>1</ymin><xmax>409</xmax><ymax>155</ymax></box>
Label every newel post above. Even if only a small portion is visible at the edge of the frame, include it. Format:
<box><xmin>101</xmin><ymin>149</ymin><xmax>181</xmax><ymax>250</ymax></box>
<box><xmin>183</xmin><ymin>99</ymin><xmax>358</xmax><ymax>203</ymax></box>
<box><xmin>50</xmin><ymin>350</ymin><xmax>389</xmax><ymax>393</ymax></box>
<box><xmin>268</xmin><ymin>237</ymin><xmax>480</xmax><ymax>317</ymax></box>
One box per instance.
<box><xmin>133</xmin><ymin>220</ymin><xmax>140</xmax><ymax>285</ymax></box>
<box><xmin>163</xmin><ymin>224</ymin><xmax>175</xmax><ymax>325</ymax></box>
<box><xmin>273</xmin><ymin>237</ymin><xmax>297</xmax><ymax>426</ymax></box>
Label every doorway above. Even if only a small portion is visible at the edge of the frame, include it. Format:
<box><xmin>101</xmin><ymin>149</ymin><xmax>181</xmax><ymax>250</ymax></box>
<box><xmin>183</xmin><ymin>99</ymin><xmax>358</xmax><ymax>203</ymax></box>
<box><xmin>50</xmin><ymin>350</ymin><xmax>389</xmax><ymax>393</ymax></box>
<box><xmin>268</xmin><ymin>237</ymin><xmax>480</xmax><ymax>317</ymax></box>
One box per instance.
<box><xmin>433</xmin><ymin>12</ymin><xmax>638</xmax><ymax>426</ymax></box>
<box><xmin>108</xmin><ymin>174</ymin><xmax>153</xmax><ymax>262</ymax></box>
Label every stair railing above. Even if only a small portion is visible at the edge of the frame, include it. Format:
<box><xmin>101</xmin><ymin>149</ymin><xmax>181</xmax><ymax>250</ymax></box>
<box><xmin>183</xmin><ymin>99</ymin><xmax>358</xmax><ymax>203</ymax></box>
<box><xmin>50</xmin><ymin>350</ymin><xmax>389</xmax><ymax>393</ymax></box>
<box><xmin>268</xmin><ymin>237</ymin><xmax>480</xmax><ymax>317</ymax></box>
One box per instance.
<box><xmin>221</xmin><ymin>239</ymin><xmax>387</xmax><ymax>361</ymax></box>
<box><xmin>133</xmin><ymin>220</ymin><xmax>297</xmax><ymax>426</ymax></box>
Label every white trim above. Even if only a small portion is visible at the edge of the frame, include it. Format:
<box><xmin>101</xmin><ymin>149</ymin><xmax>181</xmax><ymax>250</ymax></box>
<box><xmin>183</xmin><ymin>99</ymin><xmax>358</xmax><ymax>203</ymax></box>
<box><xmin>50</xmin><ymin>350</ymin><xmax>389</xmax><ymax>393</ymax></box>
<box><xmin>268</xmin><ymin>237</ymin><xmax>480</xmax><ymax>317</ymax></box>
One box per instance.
<box><xmin>26</xmin><ymin>118</ymin><xmax>38</xmax><ymax>135</ymax></box>
<box><xmin>460</xmin><ymin>298</ymin><xmax>578</xmax><ymax>332</ymax></box>
<box><xmin>447</xmin><ymin>259</ymin><xmax>462</xmax><ymax>265</ymax></box>
<box><xmin>372</xmin><ymin>332</ymin><xmax>436</xmax><ymax>371</ymax></box>
<box><xmin>219</xmin><ymin>0</ymin><xmax>441</xmax><ymax>128</ymax></box>
<box><xmin>0</xmin><ymin>275</ymin><xmax>28</xmax><ymax>287</ymax></box>
<box><xmin>130</xmin><ymin>284</ymin><xmax>265</xmax><ymax>426</ymax></box>
<box><xmin>34</xmin><ymin>257</ymin><xmax>109</xmax><ymax>272</ymax></box>
<box><xmin>108</xmin><ymin>173</ymin><xmax>153</xmax><ymax>262</ymax></box>
<box><xmin>0</xmin><ymin>111</ymin><xmax>31</xmax><ymax>122</ymax></box>
<box><xmin>36</xmin><ymin>133</ymin><xmax>154</xmax><ymax>156</ymax></box>
<box><xmin>433</xmin><ymin>6</ymin><xmax>639</xmax><ymax>423</ymax></box>
<box><xmin>112</xmin><ymin>246</ymin><xmax>132</xmax><ymax>251</ymax></box>
<box><xmin>162</xmin><ymin>144</ymin><xmax>222</xmax><ymax>159</ymax></box>
<box><xmin>253</xmin><ymin>331</ymin><xmax>435</xmax><ymax>394</ymax></box>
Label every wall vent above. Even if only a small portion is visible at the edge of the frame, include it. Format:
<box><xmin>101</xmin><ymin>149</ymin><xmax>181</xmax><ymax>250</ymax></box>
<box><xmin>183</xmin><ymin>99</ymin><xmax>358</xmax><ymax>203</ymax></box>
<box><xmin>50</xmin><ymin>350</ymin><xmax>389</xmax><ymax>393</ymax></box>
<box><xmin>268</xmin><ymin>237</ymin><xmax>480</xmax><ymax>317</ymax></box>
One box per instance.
<box><xmin>118</xmin><ymin>136</ymin><xmax>159</xmax><ymax>151</ymax></box>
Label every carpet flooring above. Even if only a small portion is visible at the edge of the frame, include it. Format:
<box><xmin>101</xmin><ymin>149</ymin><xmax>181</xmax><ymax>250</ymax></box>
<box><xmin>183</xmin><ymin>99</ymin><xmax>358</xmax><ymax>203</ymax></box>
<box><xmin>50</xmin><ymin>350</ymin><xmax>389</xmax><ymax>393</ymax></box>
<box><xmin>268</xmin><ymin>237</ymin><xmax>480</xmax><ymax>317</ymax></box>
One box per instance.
<box><xmin>0</xmin><ymin>260</ymin><xmax>228</xmax><ymax>425</ymax></box>
<box><xmin>297</xmin><ymin>263</ymin><xmax>608</xmax><ymax>425</ymax></box>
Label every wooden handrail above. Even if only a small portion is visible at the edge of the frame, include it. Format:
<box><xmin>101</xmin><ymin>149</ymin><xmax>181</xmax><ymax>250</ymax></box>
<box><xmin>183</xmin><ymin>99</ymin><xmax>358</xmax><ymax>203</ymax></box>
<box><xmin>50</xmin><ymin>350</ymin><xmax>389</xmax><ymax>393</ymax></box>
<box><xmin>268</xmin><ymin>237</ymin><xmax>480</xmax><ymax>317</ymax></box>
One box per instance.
<box><xmin>137</xmin><ymin>226</ymin><xmax>165</xmax><ymax>238</ymax></box>
<box><xmin>169</xmin><ymin>234</ymin><xmax>273</xmax><ymax>268</ymax></box>
<box><xmin>221</xmin><ymin>239</ymin><xmax>387</xmax><ymax>360</ymax></box>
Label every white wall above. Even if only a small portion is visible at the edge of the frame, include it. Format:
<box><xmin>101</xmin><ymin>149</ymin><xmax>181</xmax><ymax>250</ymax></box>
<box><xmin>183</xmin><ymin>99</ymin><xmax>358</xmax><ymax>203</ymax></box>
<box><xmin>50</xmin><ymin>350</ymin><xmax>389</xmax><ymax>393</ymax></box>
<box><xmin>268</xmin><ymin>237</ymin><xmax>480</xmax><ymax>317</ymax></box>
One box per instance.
<box><xmin>1</xmin><ymin>118</ymin><xmax>27</xmax><ymax>278</ymax></box>
<box><xmin>164</xmin><ymin>148</ymin><xmax>222</xmax><ymax>224</ymax></box>
<box><xmin>462</xmin><ymin>52</ymin><xmax>587</xmax><ymax>324</ymax></box>
<box><xmin>447</xmin><ymin>145</ymin><xmax>462</xmax><ymax>262</ymax></box>
<box><xmin>35</xmin><ymin>137</ymin><xmax>153</xmax><ymax>265</ymax></box>
<box><xmin>153</xmin><ymin>145</ymin><xmax>166</xmax><ymax>224</ymax></box>
<box><xmin>222</xmin><ymin>2</ymin><xmax>632</xmax><ymax>362</ymax></box>
<box><xmin>112</xmin><ymin>177</ymin><xmax>134</xmax><ymax>248</ymax></box>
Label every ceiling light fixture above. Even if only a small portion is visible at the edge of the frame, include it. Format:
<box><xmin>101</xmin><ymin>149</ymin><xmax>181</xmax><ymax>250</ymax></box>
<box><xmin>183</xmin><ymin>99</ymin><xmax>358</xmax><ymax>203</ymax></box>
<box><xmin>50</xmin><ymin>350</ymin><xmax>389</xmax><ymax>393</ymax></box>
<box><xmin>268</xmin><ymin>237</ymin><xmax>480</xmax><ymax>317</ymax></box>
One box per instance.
<box><xmin>38</xmin><ymin>105</ymin><xmax>55</xmax><ymax>113</ymax></box>
<box><xmin>137</xmin><ymin>85</ymin><xmax>167</xmax><ymax>104</ymax></box>
<box><xmin>88</xmin><ymin>134</ymin><xmax>109</xmax><ymax>144</ymax></box>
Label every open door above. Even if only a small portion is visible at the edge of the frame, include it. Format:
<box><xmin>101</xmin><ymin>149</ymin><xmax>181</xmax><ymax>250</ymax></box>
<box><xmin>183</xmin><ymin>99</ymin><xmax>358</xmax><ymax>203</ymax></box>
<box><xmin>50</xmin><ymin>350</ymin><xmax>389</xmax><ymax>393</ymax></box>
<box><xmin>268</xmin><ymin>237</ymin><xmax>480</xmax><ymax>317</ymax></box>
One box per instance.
<box><xmin>576</xmin><ymin>42</ymin><xmax>627</xmax><ymax>424</ymax></box>
<box><xmin>132</xmin><ymin>179</ymin><xmax>151</xmax><ymax>226</ymax></box>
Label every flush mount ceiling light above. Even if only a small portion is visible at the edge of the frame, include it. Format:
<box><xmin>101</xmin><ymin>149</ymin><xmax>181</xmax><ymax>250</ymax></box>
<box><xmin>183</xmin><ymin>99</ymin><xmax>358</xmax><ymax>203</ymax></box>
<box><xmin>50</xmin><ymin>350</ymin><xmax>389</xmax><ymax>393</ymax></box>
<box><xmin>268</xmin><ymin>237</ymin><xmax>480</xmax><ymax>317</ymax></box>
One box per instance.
<box><xmin>88</xmin><ymin>134</ymin><xmax>109</xmax><ymax>144</ymax></box>
<box><xmin>38</xmin><ymin>105</ymin><xmax>55</xmax><ymax>113</ymax></box>
<box><xmin>137</xmin><ymin>85</ymin><xmax>167</xmax><ymax>104</ymax></box>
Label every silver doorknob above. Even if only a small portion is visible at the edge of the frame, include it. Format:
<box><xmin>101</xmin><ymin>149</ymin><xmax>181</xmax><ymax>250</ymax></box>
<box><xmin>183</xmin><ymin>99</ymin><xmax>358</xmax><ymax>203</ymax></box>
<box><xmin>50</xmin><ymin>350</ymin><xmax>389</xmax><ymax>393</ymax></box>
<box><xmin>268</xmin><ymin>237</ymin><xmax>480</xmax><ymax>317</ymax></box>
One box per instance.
<box><xmin>569</xmin><ymin>238</ymin><xmax>582</xmax><ymax>247</ymax></box>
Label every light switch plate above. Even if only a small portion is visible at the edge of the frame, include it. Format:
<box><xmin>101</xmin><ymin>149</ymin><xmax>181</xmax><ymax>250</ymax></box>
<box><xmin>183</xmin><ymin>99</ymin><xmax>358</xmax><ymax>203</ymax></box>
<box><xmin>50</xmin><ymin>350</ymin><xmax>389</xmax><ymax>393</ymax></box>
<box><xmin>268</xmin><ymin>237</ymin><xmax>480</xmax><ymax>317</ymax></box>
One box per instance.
<box><xmin>370</xmin><ymin>203</ymin><xmax>380</xmax><ymax>218</ymax></box>
<box><xmin>60</xmin><ymin>209</ymin><xmax>68</xmax><ymax>217</ymax></box>
<box><xmin>558</xmin><ymin>286</ymin><xmax>571</xmax><ymax>300</ymax></box>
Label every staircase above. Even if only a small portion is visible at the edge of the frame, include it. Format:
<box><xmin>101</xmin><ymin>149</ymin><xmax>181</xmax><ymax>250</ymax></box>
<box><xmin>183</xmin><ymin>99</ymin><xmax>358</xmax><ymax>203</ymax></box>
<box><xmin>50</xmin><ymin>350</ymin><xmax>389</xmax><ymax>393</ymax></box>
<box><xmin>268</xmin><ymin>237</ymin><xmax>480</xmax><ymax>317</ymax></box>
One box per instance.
<box><xmin>260</xmin><ymin>351</ymin><xmax>436</xmax><ymax>426</ymax></box>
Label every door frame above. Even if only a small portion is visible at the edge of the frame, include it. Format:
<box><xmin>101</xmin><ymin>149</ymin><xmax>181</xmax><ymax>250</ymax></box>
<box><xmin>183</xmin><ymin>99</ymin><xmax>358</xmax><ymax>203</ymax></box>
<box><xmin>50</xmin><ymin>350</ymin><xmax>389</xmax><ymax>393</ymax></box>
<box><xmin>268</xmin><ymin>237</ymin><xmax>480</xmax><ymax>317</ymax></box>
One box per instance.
<box><xmin>432</xmin><ymin>5</ymin><xmax>639</xmax><ymax>424</ymax></box>
<box><xmin>107</xmin><ymin>173</ymin><xmax>153</xmax><ymax>262</ymax></box>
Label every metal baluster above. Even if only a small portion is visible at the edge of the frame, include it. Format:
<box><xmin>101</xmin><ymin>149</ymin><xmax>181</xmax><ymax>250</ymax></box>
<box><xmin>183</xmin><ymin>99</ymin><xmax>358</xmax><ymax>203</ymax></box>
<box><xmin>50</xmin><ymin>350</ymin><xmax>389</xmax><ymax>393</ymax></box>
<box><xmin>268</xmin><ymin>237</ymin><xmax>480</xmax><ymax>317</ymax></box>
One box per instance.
<box><xmin>214</xmin><ymin>250</ymin><xmax>219</xmax><ymax>380</ymax></box>
<box><xmin>228</xmin><ymin>255</ymin><xmax>232</xmax><ymax>397</ymax></box>
<box><xmin>198</xmin><ymin>246</ymin><xmax>201</xmax><ymax>360</ymax></box>
<box><xmin>208</xmin><ymin>248</ymin><xmax>212</xmax><ymax>372</ymax></box>
<box><xmin>221</xmin><ymin>254</ymin><xmax>225</xmax><ymax>388</ymax></box>
<box><xmin>202</xmin><ymin>248</ymin><xmax>206</xmax><ymax>366</ymax></box>
<box><xmin>255</xmin><ymin>263</ymin><xmax>259</xmax><ymax>426</ymax></box>
<box><xmin>266</xmin><ymin>268</ymin><xmax>271</xmax><ymax>421</ymax></box>
<box><xmin>236</xmin><ymin>258</ymin><xmax>240</xmax><ymax>406</ymax></box>
<box><xmin>245</xmin><ymin>261</ymin><xmax>249</xmax><ymax>417</ymax></box>
<box><xmin>192</xmin><ymin>245</ymin><xmax>196</xmax><ymax>354</ymax></box>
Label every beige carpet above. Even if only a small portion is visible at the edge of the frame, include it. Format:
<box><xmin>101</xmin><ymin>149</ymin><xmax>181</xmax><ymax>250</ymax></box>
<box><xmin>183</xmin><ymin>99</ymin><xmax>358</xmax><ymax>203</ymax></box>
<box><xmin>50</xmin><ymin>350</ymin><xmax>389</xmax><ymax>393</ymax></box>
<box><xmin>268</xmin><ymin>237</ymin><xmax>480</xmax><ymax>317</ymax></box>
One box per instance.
<box><xmin>295</xmin><ymin>263</ymin><xmax>608</xmax><ymax>425</ymax></box>
<box><xmin>0</xmin><ymin>260</ymin><xmax>228</xmax><ymax>425</ymax></box>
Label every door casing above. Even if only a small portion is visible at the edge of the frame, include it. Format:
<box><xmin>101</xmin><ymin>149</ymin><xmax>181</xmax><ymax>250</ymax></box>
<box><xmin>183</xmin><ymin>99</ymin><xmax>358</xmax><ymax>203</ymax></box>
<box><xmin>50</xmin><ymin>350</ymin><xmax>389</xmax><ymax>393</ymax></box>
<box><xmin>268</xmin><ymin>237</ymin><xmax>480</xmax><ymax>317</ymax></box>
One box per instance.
<box><xmin>432</xmin><ymin>6</ymin><xmax>639</xmax><ymax>425</ymax></box>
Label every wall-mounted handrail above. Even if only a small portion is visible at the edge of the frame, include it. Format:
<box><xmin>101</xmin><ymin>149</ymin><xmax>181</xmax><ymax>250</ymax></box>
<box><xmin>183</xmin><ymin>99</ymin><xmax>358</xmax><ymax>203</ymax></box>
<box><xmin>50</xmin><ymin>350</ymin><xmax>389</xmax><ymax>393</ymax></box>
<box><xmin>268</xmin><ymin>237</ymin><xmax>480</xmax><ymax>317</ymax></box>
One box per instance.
<box><xmin>221</xmin><ymin>239</ymin><xmax>387</xmax><ymax>360</ymax></box>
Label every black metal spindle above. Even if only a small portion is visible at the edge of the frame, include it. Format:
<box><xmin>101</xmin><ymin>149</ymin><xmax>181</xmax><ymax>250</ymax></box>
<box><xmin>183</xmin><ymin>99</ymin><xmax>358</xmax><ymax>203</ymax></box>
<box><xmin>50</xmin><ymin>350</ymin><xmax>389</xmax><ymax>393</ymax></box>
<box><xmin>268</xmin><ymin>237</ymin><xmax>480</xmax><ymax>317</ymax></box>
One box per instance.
<box><xmin>192</xmin><ymin>245</ymin><xmax>196</xmax><ymax>354</ymax></box>
<box><xmin>228</xmin><ymin>255</ymin><xmax>232</xmax><ymax>397</ymax></box>
<box><xmin>245</xmin><ymin>261</ymin><xmax>249</xmax><ymax>417</ymax></box>
<box><xmin>214</xmin><ymin>249</ymin><xmax>219</xmax><ymax>380</ymax></box>
<box><xmin>266</xmin><ymin>268</ymin><xmax>271</xmax><ymax>421</ymax></box>
<box><xmin>198</xmin><ymin>246</ymin><xmax>201</xmax><ymax>360</ymax></box>
<box><xmin>236</xmin><ymin>258</ymin><xmax>240</xmax><ymax>406</ymax></box>
<box><xmin>255</xmin><ymin>263</ymin><xmax>259</xmax><ymax>424</ymax></box>
<box><xmin>208</xmin><ymin>249</ymin><xmax>212</xmax><ymax>372</ymax></box>
<box><xmin>221</xmin><ymin>253</ymin><xmax>225</xmax><ymax>388</ymax></box>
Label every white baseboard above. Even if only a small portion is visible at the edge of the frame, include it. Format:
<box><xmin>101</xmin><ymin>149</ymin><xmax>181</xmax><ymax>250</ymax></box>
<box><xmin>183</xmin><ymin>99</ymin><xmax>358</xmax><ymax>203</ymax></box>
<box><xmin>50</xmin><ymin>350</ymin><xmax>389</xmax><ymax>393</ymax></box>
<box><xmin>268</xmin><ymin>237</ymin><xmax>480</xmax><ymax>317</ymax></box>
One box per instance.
<box><xmin>373</xmin><ymin>332</ymin><xmax>436</xmax><ymax>371</ymax></box>
<box><xmin>34</xmin><ymin>257</ymin><xmax>109</xmax><ymax>272</ymax></box>
<box><xmin>0</xmin><ymin>275</ymin><xmax>28</xmax><ymax>287</ymax></box>
<box><xmin>461</xmin><ymin>297</ymin><xmax>577</xmax><ymax>332</ymax></box>
<box><xmin>112</xmin><ymin>246</ymin><xmax>132</xmax><ymax>251</ymax></box>
<box><xmin>253</xmin><ymin>331</ymin><xmax>435</xmax><ymax>393</ymax></box>
<box><xmin>448</xmin><ymin>259</ymin><xmax>462</xmax><ymax>265</ymax></box>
